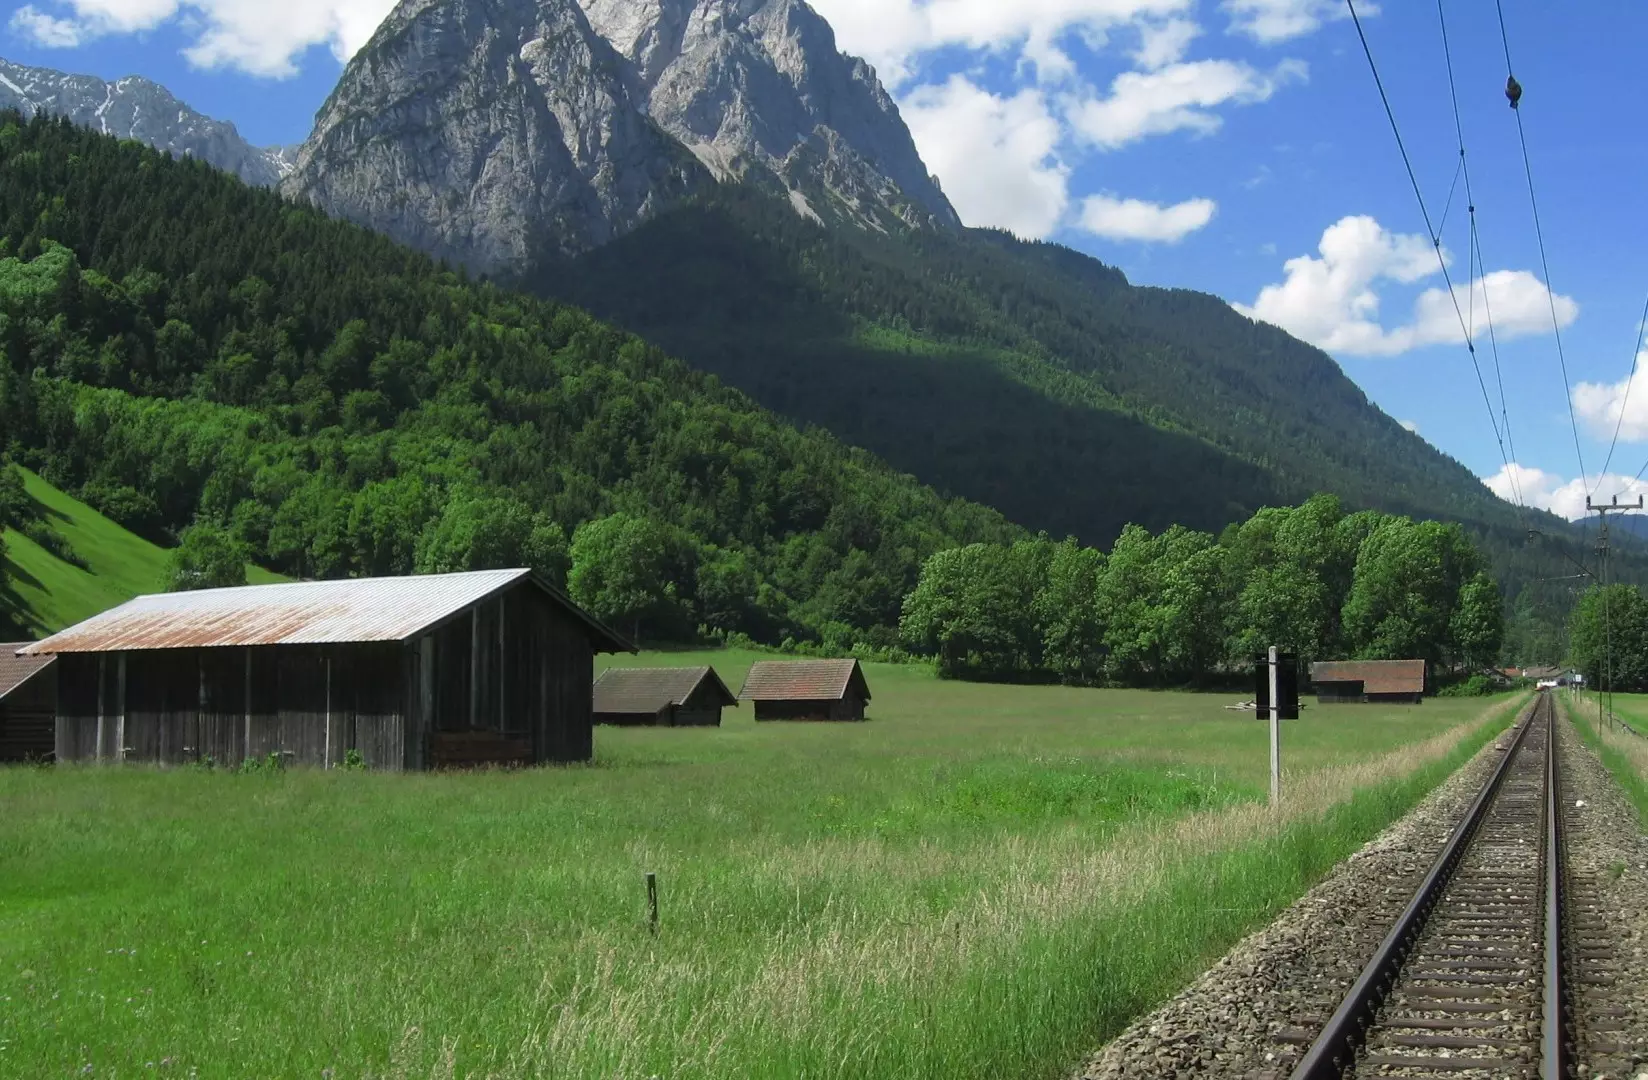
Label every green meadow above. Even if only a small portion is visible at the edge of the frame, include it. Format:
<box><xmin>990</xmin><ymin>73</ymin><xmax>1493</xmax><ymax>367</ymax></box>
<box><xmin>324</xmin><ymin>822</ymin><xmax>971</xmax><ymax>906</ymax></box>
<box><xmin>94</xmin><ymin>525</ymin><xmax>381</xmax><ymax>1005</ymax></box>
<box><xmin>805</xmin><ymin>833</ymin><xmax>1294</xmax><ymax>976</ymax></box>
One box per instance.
<box><xmin>1</xmin><ymin>468</ymin><xmax>282</xmax><ymax>638</ymax></box>
<box><xmin>0</xmin><ymin>652</ymin><xmax>1522</xmax><ymax>1079</ymax></box>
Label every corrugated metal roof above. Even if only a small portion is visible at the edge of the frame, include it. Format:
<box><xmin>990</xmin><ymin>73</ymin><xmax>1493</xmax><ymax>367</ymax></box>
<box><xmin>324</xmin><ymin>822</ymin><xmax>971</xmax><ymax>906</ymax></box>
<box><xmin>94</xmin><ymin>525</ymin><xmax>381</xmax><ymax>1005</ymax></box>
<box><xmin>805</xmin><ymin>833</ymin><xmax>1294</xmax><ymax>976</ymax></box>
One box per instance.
<box><xmin>1310</xmin><ymin>659</ymin><xmax>1426</xmax><ymax>695</ymax></box>
<box><xmin>593</xmin><ymin>666</ymin><xmax>736</xmax><ymax>715</ymax></box>
<box><xmin>0</xmin><ymin>645</ymin><xmax>55</xmax><ymax>700</ymax></box>
<box><xmin>20</xmin><ymin>570</ymin><xmax>634</xmax><ymax>655</ymax></box>
<box><xmin>739</xmin><ymin>659</ymin><xmax>869</xmax><ymax>702</ymax></box>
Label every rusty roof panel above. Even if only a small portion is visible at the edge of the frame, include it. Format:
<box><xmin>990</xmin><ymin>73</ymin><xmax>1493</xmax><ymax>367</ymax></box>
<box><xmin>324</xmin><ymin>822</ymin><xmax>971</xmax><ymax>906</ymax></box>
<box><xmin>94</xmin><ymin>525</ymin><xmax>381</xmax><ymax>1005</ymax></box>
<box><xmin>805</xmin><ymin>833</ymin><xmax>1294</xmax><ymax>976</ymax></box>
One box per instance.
<box><xmin>739</xmin><ymin>659</ymin><xmax>868</xmax><ymax>702</ymax></box>
<box><xmin>1310</xmin><ymin>659</ymin><xmax>1426</xmax><ymax>695</ymax></box>
<box><xmin>593</xmin><ymin>666</ymin><xmax>736</xmax><ymax>714</ymax></box>
<box><xmin>20</xmin><ymin>570</ymin><xmax>538</xmax><ymax>655</ymax></box>
<box><xmin>0</xmin><ymin>645</ymin><xmax>55</xmax><ymax>699</ymax></box>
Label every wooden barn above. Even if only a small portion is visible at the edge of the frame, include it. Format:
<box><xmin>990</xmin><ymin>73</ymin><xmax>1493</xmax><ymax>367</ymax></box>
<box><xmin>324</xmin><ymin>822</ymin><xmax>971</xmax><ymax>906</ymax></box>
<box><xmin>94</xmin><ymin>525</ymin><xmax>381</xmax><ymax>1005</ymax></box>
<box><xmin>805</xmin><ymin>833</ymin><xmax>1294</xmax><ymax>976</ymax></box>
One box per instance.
<box><xmin>739</xmin><ymin>659</ymin><xmax>871</xmax><ymax>721</ymax></box>
<box><xmin>19</xmin><ymin>569</ymin><xmax>633</xmax><ymax>770</ymax></box>
<box><xmin>1310</xmin><ymin>660</ymin><xmax>1426</xmax><ymax>704</ymax></box>
<box><xmin>592</xmin><ymin>666</ymin><xmax>737</xmax><ymax>727</ymax></box>
<box><xmin>0</xmin><ymin>645</ymin><xmax>57</xmax><ymax>762</ymax></box>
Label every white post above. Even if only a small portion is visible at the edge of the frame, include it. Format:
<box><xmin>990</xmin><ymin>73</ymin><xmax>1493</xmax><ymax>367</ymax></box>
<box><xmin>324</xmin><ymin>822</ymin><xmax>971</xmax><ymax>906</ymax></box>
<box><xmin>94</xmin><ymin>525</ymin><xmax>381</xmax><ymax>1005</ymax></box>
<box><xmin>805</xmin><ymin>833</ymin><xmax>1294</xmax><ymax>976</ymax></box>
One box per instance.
<box><xmin>1268</xmin><ymin>645</ymin><xmax>1281</xmax><ymax>808</ymax></box>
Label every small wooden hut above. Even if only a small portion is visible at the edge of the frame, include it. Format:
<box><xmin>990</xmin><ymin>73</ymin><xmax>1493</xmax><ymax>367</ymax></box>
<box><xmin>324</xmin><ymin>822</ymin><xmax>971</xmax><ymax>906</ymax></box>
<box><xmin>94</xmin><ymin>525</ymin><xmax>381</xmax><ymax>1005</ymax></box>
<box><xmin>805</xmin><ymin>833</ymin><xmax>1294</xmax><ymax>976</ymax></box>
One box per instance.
<box><xmin>1310</xmin><ymin>660</ymin><xmax>1426</xmax><ymax>704</ymax></box>
<box><xmin>739</xmin><ymin>659</ymin><xmax>871</xmax><ymax>721</ymax></box>
<box><xmin>20</xmin><ymin>569</ymin><xmax>633</xmax><ymax>769</ymax></box>
<box><xmin>592</xmin><ymin>666</ymin><xmax>737</xmax><ymax>727</ymax></box>
<box><xmin>0</xmin><ymin>645</ymin><xmax>57</xmax><ymax>762</ymax></box>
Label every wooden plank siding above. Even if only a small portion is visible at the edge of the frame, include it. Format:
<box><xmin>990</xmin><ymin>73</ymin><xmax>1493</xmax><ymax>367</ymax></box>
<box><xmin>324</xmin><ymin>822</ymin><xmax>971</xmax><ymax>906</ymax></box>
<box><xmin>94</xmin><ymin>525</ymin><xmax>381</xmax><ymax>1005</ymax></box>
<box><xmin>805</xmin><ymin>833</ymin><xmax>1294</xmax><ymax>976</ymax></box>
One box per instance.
<box><xmin>48</xmin><ymin>579</ymin><xmax>603</xmax><ymax>769</ymax></box>
<box><xmin>0</xmin><ymin>674</ymin><xmax>55</xmax><ymax>762</ymax></box>
<box><xmin>754</xmin><ymin>697</ymin><xmax>867</xmax><ymax>722</ymax></box>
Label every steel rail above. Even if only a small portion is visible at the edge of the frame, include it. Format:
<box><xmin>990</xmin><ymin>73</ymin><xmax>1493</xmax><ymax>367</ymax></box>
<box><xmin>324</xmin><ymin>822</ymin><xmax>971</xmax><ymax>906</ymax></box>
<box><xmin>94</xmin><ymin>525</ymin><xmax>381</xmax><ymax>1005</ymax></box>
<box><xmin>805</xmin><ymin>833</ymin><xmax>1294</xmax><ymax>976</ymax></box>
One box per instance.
<box><xmin>1288</xmin><ymin>696</ymin><xmax>1542</xmax><ymax>1079</ymax></box>
<box><xmin>1542</xmin><ymin>693</ymin><xmax>1568</xmax><ymax>1077</ymax></box>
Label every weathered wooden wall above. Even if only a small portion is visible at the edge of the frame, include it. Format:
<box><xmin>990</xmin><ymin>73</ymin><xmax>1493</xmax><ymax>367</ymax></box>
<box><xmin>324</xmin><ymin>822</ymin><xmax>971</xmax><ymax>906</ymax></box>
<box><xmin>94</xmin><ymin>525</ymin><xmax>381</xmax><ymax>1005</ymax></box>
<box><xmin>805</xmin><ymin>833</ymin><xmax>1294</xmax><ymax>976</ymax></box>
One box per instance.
<box><xmin>0</xmin><ymin>673</ymin><xmax>55</xmax><ymax>761</ymax></box>
<box><xmin>55</xmin><ymin>644</ymin><xmax>412</xmax><ymax>769</ymax></box>
<box><xmin>593</xmin><ymin>708</ymin><xmax>670</xmax><ymax>727</ymax></box>
<box><xmin>754</xmin><ymin>696</ymin><xmax>866</xmax><ymax>722</ymax></box>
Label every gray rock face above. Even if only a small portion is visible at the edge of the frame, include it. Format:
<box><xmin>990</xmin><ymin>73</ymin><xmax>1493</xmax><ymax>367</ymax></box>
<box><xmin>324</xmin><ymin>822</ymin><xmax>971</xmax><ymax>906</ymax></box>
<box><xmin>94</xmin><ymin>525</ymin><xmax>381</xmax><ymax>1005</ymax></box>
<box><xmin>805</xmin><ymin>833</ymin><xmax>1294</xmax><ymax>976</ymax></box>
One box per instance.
<box><xmin>0</xmin><ymin>57</ymin><xmax>291</xmax><ymax>187</ymax></box>
<box><xmin>282</xmin><ymin>0</ymin><xmax>958</xmax><ymax>276</ymax></box>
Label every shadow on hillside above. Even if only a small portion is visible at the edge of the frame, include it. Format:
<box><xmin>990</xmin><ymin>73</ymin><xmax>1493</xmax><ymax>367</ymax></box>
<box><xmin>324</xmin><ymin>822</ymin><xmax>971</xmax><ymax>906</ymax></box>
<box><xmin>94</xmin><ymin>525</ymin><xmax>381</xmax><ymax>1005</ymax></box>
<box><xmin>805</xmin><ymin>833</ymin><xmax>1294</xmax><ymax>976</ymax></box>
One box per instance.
<box><xmin>536</xmin><ymin>201</ymin><xmax>1279</xmax><ymax>545</ymax></box>
<box><xmin>0</xmin><ymin>555</ymin><xmax>45</xmax><ymax>639</ymax></box>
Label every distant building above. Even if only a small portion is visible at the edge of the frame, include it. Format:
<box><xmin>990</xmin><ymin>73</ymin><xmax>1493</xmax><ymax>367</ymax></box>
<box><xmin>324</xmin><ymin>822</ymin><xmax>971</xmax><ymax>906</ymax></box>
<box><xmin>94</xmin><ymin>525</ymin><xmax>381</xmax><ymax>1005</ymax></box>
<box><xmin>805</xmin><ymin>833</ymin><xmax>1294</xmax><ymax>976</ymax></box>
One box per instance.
<box><xmin>592</xmin><ymin>666</ymin><xmax>737</xmax><ymax>727</ymax></box>
<box><xmin>19</xmin><ymin>569</ymin><xmax>633</xmax><ymax>770</ymax></box>
<box><xmin>1310</xmin><ymin>660</ymin><xmax>1426</xmax><ymax>704</ymax></box>
<box><xmin>0</xmin><ymin>645</ymin><xmax>56</xmax><ymax>762</ymax></box>
<box><xmin>739</xmin><ymin>659</ymin><xmax>871</xmax><ymax>721</ymax></box>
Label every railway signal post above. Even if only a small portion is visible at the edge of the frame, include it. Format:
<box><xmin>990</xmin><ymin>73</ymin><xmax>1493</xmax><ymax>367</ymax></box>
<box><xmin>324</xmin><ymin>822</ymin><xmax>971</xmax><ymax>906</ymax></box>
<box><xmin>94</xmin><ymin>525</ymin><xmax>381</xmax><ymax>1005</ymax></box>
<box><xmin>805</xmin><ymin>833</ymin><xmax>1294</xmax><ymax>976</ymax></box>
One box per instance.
<box><xmin>1254</xmin><ymin>648</ymin><xmax>1299</xmax><ymax>807</ymax></box>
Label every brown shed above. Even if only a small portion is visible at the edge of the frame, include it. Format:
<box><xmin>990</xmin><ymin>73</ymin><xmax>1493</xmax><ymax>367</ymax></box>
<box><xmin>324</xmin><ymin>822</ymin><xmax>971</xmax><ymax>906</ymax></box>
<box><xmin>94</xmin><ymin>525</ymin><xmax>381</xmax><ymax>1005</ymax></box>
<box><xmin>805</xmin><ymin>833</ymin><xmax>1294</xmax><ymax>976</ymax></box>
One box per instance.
<box><xmin>1310</xmin><ymin>660</ymin><xmax>1426</xmax><ymax>704</ymax></box>
<box><xmin>740</xmin><ymin>659</ymin><xmax>871</xmax><ymax>721</ymax></box>
<box><xmin>593</xmin><ymin>666</ymin><xmax>737</xmax><ymax>727</ymax></box>
<box><xmin>0</xmin><ymin>645</ymin><xmax>57</xmax><ymax>762</ymax></box>
<box><xmin>20</xmin><ymin>569</ymin><xmax>633</xmax><ymax>770</ymax></box>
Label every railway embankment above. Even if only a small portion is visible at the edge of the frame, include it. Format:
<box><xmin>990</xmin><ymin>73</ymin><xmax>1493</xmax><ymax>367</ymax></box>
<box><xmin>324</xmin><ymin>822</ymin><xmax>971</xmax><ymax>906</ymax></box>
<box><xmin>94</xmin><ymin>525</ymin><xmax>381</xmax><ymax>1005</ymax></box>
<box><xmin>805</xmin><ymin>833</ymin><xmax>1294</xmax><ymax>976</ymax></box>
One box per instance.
<box><xmin>1079</xmin><ymin>693</ymin><xmax>1648</xmax><ymax>1079</ymax></box>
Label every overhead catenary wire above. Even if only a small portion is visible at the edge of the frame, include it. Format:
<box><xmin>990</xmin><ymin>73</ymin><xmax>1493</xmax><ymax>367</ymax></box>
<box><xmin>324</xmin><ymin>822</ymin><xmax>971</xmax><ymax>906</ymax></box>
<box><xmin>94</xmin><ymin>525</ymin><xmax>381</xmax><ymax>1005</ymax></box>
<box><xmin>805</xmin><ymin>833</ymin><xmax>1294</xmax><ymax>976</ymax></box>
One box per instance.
<box><xmin>1595</xmin><ymin>291</ymin><xmax>1648</xmax><ymax>484</ymax></box>
<box><xmin>1342</xmin><ymin>0</ymin><xmax>1522</xmax><ymax>508</ymax></box>
<box><xmin>1492</xmin><ymin>0</ymin><xmax>1591</xmax><ymax>492</ymax></box>
<box><xmin>1437</xmin><ymin>0</ymin><xmax>1528</xmax><ymax>513</ymax></box>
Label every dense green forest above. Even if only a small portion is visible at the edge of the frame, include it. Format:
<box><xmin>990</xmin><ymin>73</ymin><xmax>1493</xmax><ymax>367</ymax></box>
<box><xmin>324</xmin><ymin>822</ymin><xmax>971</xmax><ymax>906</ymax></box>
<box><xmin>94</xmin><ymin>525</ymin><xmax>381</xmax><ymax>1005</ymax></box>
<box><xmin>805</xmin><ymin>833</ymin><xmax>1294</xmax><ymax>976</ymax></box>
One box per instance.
<box><xmin>535</xmin><ymin>185</ymin><xmax>1640</xmax><ymax>657</ymax></box>
<box><xmin>899</xmin><ymin>494</ymin><xmax>1503</xmax><ymax>685</ymax></box>
<box><xmin>1568</xmin><ymin>583</ymin><xmax>1648</xmax><ymax>692</ymax></box>
<box><xmin>0</xmin><ymin>114</ymin><xmax>1021</xmax><ymax>646</ymax></box>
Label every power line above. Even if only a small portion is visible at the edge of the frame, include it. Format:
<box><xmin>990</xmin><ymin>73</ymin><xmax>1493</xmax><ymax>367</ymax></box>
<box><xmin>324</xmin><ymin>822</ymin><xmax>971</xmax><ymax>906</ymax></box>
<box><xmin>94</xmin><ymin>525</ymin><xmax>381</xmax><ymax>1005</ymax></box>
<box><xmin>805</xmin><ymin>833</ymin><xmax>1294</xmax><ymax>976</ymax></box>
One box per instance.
<box><xmin>1493</xmin><ymin>0</ymin><xmax>1590</xmax><ymax>490</ymax></box>
<box><xmin>1597</xmin><ymin>291</ymin><xmax>1648</xmax><ymax>485</ymax></box>
<box><xmin>1343</xmin><ymin>0</ymin><xmax>1519</xmax><ymax>504</ymax></box>
<box><xmin>1437</xmin><ymin>0</ymin><xmax>1526</xmax><ymax>512</ymax></box>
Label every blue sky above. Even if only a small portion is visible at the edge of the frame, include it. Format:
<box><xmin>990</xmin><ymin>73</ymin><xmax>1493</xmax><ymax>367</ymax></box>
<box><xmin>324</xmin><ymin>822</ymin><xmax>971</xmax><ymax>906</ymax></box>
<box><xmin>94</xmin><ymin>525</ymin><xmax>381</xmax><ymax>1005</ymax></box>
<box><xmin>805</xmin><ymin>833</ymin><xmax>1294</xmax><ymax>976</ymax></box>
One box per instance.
<box><xmin>4</xmin><ymin>0</ymin><xmax>1646</xmax><ymax>521</ymax></box>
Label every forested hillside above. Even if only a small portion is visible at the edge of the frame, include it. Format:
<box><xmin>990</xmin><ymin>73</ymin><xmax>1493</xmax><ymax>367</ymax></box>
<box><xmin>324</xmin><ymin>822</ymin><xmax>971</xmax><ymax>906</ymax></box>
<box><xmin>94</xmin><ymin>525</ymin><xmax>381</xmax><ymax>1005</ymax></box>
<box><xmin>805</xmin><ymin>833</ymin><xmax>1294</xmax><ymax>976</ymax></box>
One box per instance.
<box><xmin>533</xmin><ymin>185</ymin><xmax>1639</xmax><ymax>656</ymax></box>
<box><xmin>0</xmin><ymin>114</ymin><xmax>1020</xmax><ymax>647</ymax></box>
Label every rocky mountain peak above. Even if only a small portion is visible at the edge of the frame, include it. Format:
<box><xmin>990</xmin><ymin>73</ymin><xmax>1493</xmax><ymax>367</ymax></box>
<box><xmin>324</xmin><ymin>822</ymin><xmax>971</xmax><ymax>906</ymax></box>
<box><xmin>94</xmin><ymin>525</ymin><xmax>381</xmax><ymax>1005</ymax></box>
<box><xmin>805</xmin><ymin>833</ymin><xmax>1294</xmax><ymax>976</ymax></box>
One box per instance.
<box><xmin>281</xmin><ymin>0</ymin><xmax>957</xmax><ymax>277</ymax></box>
<box><xmin>0</xmin><ymin>57</ymin><xmax>291</xmax><ymax>188</ymax></box>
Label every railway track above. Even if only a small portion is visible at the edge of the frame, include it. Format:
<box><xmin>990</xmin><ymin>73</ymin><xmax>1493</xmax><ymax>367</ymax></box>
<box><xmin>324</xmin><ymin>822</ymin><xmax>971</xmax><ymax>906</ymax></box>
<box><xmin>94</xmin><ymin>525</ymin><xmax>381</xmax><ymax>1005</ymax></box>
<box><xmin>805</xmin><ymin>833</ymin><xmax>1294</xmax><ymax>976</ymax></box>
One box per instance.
<box><xmin>1290</xmin><ymin>691</ymin><xmax>1568</xmax><ymax>1079</ymax></box>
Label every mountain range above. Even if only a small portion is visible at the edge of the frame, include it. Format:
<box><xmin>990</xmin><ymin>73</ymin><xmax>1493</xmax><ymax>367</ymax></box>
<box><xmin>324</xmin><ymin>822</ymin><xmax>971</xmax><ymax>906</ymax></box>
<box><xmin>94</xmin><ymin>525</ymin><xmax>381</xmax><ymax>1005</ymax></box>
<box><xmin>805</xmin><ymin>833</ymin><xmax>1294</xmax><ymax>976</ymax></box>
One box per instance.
<box><xmin>0</xmin><ymin>0</ymin><xmax>1624</xmax><ymax>634</ymax></box>
<box><xmin>0</xmin><ymin>57</ymin><xmax>293</xmax><ymax>188</ymax></box>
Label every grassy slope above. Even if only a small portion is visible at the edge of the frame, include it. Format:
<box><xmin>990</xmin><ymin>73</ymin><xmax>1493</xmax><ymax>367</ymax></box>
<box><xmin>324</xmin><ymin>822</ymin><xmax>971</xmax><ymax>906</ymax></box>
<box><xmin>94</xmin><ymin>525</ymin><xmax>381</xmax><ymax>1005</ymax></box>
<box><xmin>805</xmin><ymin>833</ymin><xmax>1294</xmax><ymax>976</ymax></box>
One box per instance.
<box><xmin>1</xmin><ymin>468</ymin><xmax>283</xmax><ymax>637</ymax></box>
<box><xmin>1</xmin><ymin>653</ymin><xmax>1520</xmax><ymax>1078</ymax></box>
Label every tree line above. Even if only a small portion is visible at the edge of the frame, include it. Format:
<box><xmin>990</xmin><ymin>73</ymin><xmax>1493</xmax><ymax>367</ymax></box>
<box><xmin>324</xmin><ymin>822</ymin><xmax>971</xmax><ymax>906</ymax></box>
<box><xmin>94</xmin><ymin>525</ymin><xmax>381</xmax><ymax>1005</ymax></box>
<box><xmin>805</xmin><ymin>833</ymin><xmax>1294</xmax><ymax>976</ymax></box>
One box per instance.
<box><xmin>899</xmin><ymin>494</ymin><xmax>1505</xmax><ymax>685</ymax></box>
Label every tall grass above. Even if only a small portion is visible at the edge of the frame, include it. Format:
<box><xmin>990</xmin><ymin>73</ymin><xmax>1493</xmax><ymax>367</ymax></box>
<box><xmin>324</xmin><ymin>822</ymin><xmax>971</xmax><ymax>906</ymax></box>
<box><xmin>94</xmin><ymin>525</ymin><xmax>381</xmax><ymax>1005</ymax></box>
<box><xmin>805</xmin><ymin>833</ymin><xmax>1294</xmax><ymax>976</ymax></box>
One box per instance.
<box><xmin>0</xmin><ymin>662</ymin><xmax>1520</xmax><ymax>1079</ymax></box>
<box><xmin>1564</xmin><ymin>691</ymin><xmax>1648</xmax><ymax>824</ymax></box>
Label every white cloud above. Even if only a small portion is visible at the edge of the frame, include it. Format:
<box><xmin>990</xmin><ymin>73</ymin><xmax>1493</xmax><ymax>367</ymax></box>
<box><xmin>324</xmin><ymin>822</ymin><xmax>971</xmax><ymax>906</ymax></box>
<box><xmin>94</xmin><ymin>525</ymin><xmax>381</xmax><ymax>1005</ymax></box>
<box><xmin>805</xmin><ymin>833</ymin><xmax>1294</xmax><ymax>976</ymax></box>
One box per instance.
<box><xmin>1572</xmin><ymin>350</ymin><xmax>1648</xmax><ymax>443</ymax></box>
<box><xmin>1484</xmin><ymin>464</ymin><xmax>1648</xmax><ymax>522</ymax></box>
<box><xmin>1077</xmin><ymin>193</ymin><xmax>1214</xmax><ymax>242</ymax></box>
<box><xmin>901</xmin><ymin>76</ymin><xmax>1070</xmax><ymax>238</ymax></box>
<box><xmin>1399</xmin><ymin>419</ymin><xmax>1419</xmax><ymax>433</ymax></box>
<box><xmin>1065</xmin><ymin>58</ymin><xmax>1307</xmax><ymax>148</ymax></box>
<box><xmin>10</xmin><ymin>0</ymin><xmax>396</xmax><ymax>77</ymax></box>
<box><xmin>9</xmin><ymin>5</ymin><xmax>84</xmax><ymax>46</ymax></box>
<box><xmin>1234</xmin><ymin>215</ymin><xmax>1578</xmax><ymax>357</ymax></box>
<box><xmin>808</xmin><ymin>0</ymin><xmax>1191</xmax><ymax>86</ymax></box>
<box><xmin>1133</xmin><ymin>17</ymin><xmax>1201</xmax><ymax>69</ymax></box>
<box><xmin>1223</xmin><ymin>0</ymin><xmax>1365</xmax><ymax>43</ymax></box>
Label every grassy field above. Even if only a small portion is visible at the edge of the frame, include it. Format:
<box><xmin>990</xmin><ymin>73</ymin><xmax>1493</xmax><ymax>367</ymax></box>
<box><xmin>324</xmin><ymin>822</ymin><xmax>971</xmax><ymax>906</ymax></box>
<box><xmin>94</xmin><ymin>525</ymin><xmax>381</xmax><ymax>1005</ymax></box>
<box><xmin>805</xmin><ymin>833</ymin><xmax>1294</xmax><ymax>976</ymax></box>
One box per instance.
<box><xmin>1</xmin><ymin>468</ymin><xmax>283</xmax><ymax>637</ymax></box>
<box><xmin>1569</xmin><ymin>690</ymin><xmax>1648</xmax><ymax>823</ymax></box>
<box><xmin>0</xmin><ymin>656</ymin><xmax>1523</xmax><ymax>1079</ymax></box>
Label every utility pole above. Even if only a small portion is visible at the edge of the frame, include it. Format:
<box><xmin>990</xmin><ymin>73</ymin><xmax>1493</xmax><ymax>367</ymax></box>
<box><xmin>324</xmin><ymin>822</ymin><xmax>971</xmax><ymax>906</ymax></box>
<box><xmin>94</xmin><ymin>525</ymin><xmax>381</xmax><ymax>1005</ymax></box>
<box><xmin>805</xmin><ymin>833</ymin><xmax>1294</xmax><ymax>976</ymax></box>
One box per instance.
<box><xmin>1587</xmin><ymin>494</ymin><xmax>1644</xmax><ymax>734</ymax></box>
